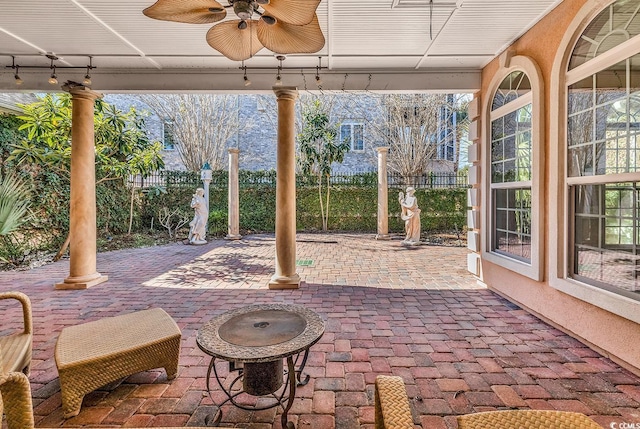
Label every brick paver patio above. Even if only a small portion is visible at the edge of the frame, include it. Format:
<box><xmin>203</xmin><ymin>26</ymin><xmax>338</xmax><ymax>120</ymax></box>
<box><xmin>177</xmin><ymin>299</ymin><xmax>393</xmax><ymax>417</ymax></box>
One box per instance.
<box><xmin>2</xmin><ymin>233</ymin><xmax>640</xmax><ymax>428</ymax></box>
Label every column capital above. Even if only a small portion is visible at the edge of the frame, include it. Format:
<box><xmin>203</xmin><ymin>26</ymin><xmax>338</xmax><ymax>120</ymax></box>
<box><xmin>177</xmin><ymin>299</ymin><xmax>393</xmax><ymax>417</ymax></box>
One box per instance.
<box><xmin>376</xmin><ymin>147</ymin><xmax>390</xmax><ymax>154</ymax></box>
<box><xmin>62</xmin><ymin>83</ymin><xmax>102</xmax><ymax>102</ymax></box>
<box><xmin>273</xmin><ymin>86</ymin><xmax>298</xmax><ymax>101</ymax></box>
<box><xmin>228</xmin><ymin>148</ymin><xmax>240</xmax><ymax>154</ymax></box>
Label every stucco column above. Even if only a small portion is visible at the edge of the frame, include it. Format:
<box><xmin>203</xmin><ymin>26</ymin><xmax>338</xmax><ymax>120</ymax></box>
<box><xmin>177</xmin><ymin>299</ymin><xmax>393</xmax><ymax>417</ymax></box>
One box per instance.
<box><xmin>269</xmin><ymin>86</ymin><xmax>300</xmax><ymax>289</ymax></box>
<box><xmin>376</xmin><ymin>147</ymin><xmax>390</xmax><ymax>240</ymax></box>
<box><xmin>55</xmin><ymin>85</ymin><xmax>108</xmax><ymax>290</ymax></box>
<box><xmin>226</xmin><ymin>148</ymin><xmax>242</xmax><ymax>240</ymax></box>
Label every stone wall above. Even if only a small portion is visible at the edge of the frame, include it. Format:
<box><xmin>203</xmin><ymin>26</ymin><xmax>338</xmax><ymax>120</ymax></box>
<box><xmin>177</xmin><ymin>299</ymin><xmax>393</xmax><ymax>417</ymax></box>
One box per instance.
<box><xmin>103</xmin><ymin>93</ymin><xmax>454</xmax><ymax>174</ymax></box>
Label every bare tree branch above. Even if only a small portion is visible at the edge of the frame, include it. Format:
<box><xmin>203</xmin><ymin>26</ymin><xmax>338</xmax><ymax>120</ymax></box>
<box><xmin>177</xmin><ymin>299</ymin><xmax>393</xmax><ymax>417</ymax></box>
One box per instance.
<box><xmin>141</xmin><ymin>94</ymin><xmax>247</xmax><ymax>171</ymax></box>
<box><xmin>352</xmin><ymin>93</ymin><xmax>469</xmax><ymax>178</ymax></box>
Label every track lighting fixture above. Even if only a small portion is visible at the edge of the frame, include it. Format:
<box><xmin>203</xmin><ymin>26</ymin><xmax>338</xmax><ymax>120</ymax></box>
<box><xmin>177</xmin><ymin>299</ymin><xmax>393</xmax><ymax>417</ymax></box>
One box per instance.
<box><xmin>83</xmin><ymin>57</ymin><xmax>93</xmax><ymax>86</ymax></box>
<box><xmin>274</xmin><ymin>55</ymin><xmax>284</xmax><ymax>86</ymax></box>
<box><xmin>241</xmin><ymin>61</ymin><xmax>251</xmax><ymax>87</ymax></box>
<box><xmin>48</xmin><ymin>66</ymin><xmax>58</xmax><ymax>85</ymax></box>
<box><xmin>315</xmin><ymin>56</ymin><xmax>322</xmax><ymax>86</ymax></box>
<box><xmin>237</xmin><ymin>55</ymin><xmax>329</xmax><ymax>88</ymax></box>
<box><xmin>10</xmin><ymin>57</ymin><xmax>23</xmax><ymax>85</ymax></box>
<box><xmin>14</xmin><ymin>66</ymin><xmax>23</xmax><ymax>85</ymax></box>
<box><xmin>5</xmin><ymin>54</ymin><xmax>96</xmax><ymax>86</ymax></box>
<box><xmin>47</xmin><ymin>54</ymin><xmax>58</xmax><ymax>85</ymax></box>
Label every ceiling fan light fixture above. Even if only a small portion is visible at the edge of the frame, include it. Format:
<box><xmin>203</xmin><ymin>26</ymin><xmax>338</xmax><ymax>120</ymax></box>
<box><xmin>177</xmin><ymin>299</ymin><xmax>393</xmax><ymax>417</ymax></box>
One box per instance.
<box><xmin>256</xmin><ymin>0</ymin><xmax>269</xmax><ymax>4</ymax></box>
<box><xmin>238</xmin><ymin>20</ymin><xmax>248</xmax><ymax>29</ymax></box>
<box><xmin>261</xmin><ymin>15</ymin><xmax>276</xmax><ymax>25</ymax></box>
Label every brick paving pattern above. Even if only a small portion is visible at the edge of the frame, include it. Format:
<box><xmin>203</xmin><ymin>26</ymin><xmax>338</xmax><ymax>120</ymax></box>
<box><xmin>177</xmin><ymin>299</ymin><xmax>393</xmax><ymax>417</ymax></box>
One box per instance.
<box><xmin>1</xmin><ymin>233</ymin><xmax>639</xmax><ymax>428</ymax></box>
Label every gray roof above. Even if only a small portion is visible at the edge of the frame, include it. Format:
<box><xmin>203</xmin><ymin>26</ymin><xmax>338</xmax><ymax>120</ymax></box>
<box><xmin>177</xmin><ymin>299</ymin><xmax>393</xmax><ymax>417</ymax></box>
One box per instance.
<box><xmin>0</xmin><ymin>93</ymin><xmax>38</xmax><ymax>114</ymax></box>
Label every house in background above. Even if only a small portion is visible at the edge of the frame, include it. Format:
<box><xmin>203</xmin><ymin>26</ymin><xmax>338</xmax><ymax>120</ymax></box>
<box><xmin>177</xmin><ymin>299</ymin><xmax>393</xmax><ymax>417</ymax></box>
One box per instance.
<box><xmin>0</xmin><ymin>93</ymin><xmax>38</xmax><ymax>114</ymax></box>
<box><xmin>105</xmin><ymin>93</ymin><xmax>466</xmax><ymax>174</ymax></box>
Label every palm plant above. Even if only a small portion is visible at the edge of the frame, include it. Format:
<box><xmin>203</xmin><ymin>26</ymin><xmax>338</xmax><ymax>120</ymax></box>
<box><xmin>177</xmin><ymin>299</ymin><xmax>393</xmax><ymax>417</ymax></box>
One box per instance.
<box><xmin>0</xmin><ymin>173</ymin><xmax>31</xmax><ymax>236</ymax></box>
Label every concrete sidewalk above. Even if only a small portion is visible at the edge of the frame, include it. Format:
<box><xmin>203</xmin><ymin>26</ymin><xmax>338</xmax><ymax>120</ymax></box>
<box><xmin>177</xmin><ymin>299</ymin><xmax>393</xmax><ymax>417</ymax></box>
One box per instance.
<box><xmin>1</xmin><ymin>233</ymin><xmax>638</xmax><ymax>428</ymax></box>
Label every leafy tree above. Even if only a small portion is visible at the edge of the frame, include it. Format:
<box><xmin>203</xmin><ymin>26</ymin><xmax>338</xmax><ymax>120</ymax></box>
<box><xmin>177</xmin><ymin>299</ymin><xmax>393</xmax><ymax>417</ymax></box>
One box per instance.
<box><xmin>8</xmin><ymin>94</ymin><xmax>164</xmax><ymax>242</ymax></box>
<box><xmin>297</xmin><ymin>99</ymin><xmax>350</xmax><ymax>231</ymax></box>
<box><xmin>0</xmin><ymin>115</ymin><xmax>25</xmax><ymax>177</ymax></box>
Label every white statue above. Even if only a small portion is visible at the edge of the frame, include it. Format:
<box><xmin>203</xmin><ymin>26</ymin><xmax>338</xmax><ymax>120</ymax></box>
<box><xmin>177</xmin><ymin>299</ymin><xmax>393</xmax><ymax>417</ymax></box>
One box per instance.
<box><xmin>399</xmin><ymin>187</ymin><xmax>421</xmax><ymax>245</ymax></box>
<box><xmin>188</xmin><ymin>188</ymin><xmax>208</xmax><ymax>245</ymax></box>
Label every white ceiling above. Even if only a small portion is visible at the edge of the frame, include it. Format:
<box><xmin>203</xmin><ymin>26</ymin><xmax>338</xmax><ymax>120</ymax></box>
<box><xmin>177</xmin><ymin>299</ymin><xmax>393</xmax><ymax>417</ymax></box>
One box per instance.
<box><xmin>0</xmin><ymin>0</ymin><xmax>562</xmax><ymax>92</ymax></box>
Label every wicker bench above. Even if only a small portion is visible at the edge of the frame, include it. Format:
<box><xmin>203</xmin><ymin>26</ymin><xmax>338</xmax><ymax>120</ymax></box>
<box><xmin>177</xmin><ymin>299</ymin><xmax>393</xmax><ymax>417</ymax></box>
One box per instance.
<box><xmin>54</xmin><ymin>308</ymin><xmax>181</xmax><ymax>418</ymax></box>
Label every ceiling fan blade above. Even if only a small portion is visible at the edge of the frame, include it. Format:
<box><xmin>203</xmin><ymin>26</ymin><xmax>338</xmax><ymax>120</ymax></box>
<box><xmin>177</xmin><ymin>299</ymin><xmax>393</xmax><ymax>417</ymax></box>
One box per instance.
<box><xmin>261</xmin><ymin>0</ymin><xmax>320</xmax><ymax>26</ymax></box>
<box><xmin>257</xmin><ymin>14</ymin><xmax>325</xmax><ymax>55</ymax></box>
<box><xmin>143</xmin><ymin>0</ymin><xmax>226</xmax><ymax>24</ymax></box>
<box><xmin>206</xmin><ymin>20</ymin><xmax>264</xmax><ymax>61</ymax></box>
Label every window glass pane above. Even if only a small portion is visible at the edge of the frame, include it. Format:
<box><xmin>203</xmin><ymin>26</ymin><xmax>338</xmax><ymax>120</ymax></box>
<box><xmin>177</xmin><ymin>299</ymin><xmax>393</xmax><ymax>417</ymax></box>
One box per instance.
<box><xmin>353</xmin><ymin>124</ymin><xmax>364</xmax><ymax>150</ymax></box>
<box><xmin>340</xmin><ymin>124</ymin><xmax>351</xmax><ymax>145</ymax></box>
<box><xmin>491</xmin><ymin>138</ymin><xmax>504</xmax><ymax>162</ymax></box>
<box><xmin>163</xmin><ymin>122</ymin><xmax>175</xmax><ymax>151</ymax></box>
<box><xmin>567</xmin><ymin>59</ymin><xmax>640</xmax><ymax>176</ymax></box>
<box><xmin>491</xmin><ymin>71</ymin><xmax>531</xmax><ymax>111</ymax></box>
<box><xmin>492</xmin><ymin>118</ymin><xmax>504</xmax><ymax>140</ymax></box>
<box><xmin>568</xmin><ymin>76</ymin><xmax>594</xmax><ymax>114</ymax></box>
<box><xmin>492</xmin><ymin>187</ymin><xmax>532</xmax><ymax>262</ymax></box>
<box><xmin>568</xmin><ymin>111</ymin><xmax>593</xmax><ymax>147</ymax></box>
<box><xmin>569</xmin><ymin>1</ymin><xmax>640</xmax><ymax>69</ymax></box>
<box><xmin>572</xmin><ymin>183</ymin><xmax>640</xmax><ymax>296</ymax></box>
<box><xmin>492</xmin><ymin>105</ymin><xmax>531</xmax><ymax>184</ymax></box>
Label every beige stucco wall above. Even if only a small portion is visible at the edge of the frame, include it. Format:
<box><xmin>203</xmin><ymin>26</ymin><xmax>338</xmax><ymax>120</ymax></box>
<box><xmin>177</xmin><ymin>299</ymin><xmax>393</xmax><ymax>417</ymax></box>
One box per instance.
<box><xmin>479</xmin><ymin>0</ymin><xmax>640</xmax><ymax>374</ymax></box>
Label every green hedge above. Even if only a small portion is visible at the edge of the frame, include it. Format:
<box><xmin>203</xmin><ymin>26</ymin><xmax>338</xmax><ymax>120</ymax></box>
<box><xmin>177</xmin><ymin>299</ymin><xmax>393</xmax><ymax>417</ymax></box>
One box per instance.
<box><xmin>140</xmin><ymin>172</ymin><xmax>467</xmax><ymax>236</ymax></box>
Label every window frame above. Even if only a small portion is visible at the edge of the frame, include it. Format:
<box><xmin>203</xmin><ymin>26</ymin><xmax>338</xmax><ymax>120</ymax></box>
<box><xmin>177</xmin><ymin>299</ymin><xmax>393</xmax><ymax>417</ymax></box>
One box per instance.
<box><xmin>550</xmin><ymin>0</ymin><xmax>640</xmax><ymax>324</ymax></box>
<box><xmin>481</xmin><ymin>54</ymin><xmax>545</xmax><ymax>281</ymax></box>
<box><xmin>340</xmin><ymin>122</ymin><xmax>365</xmax><ymax>152</ymax></box>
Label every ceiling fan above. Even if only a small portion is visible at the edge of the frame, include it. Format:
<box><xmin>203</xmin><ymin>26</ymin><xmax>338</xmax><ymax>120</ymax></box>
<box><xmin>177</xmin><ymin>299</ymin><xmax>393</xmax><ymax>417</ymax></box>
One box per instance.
<box><xmin>143</xmin><ymin>0</ymin><xmax>325</xmax><ymax>61</ymax></box>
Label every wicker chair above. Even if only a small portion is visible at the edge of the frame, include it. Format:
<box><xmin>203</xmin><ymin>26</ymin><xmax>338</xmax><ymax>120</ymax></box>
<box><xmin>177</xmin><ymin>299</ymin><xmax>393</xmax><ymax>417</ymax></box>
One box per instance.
<box><xmin>457</xmin><ymin>410</ymin><xmax>601</xmax><ymax>429</ymax></box>
<box><xmin>0</xmin><ymin>370</ymin><xmax>232</xmax><ymax>429</ymax></box>
<box><xmin>375</xmin><ymin>375</ymin><xmax>414</xmax><ymax>429</ymax></box>
<box><xmin>0</xmin><ymin>291</ymin><xmax>32</xmax><ymax>376</ymax></box>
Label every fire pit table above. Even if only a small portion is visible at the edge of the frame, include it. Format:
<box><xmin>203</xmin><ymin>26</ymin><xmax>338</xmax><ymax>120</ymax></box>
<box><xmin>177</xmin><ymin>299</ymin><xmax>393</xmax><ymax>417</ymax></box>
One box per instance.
<box><xmin>196</xmin><ymin>304</ymin><xmax>325</xmax><ymax>428</ymax></box>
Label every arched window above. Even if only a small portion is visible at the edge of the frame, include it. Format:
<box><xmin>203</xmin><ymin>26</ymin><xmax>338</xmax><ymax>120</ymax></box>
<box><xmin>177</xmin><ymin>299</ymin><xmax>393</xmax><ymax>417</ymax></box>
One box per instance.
<box><xmin>564</xmin><ymin>1</ymin><xmax>640</xmax><ymax>299</ymax></box>
<box><xmin>483</xmin><ymin>57</ymin><xmax>544</xmax><ymax>281</ymax></box>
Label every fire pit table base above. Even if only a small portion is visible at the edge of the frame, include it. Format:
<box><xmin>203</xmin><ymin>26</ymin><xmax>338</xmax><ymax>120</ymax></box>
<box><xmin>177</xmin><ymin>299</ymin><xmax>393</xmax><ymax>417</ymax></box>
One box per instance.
<box><xmin>196</xmin><ymin>304</ymin><xmax>325</xmax><ymax>429</ymax></box>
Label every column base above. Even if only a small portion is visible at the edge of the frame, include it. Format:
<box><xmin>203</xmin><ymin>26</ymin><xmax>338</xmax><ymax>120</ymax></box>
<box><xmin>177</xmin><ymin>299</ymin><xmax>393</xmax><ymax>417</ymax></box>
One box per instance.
<box><xmin>269</xmin><ymin>273</ymin><xmax>301</xmax><ymax>290</ymax></box>
<box><xmin>55</xmin><ymin>273</ymin><xmax>108</xmax><ymax>290</ymax></box>
<box><xmin>375</xmin><ymin>234</ymin><xmax>391</xmax><ymax>240</ymax></box>
<box><xmin>225</xmin><ymin>234</ymin><xmax>242</xmax><ymax>240</ymax></box>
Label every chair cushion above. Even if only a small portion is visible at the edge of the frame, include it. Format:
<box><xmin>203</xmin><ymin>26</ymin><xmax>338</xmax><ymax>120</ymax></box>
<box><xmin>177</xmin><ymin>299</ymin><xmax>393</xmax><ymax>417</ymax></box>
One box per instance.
<box><xmin>0</xmin><ymin>333</ymin><xmax>32</xmax><ymax>373</ymax></box>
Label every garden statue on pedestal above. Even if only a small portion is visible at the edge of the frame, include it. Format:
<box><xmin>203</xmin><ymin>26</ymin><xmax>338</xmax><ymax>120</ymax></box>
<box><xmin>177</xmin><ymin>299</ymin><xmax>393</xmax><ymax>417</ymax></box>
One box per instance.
<box><xmin>188</xmin><ymin>188</ymin><xmax>208</xmax><ymax>245</ymax></box>
<box><xmin>399</xmin><ymin>187</ymin><xmax>421</xmax><ymax>245</ymax></box>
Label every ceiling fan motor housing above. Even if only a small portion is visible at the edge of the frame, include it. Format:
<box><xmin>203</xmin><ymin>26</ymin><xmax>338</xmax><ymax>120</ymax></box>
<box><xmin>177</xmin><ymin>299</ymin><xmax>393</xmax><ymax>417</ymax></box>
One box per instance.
<box><xmin>233</xmin><ymin>1</ymin><xmax>254</xmax><ymax>20</ymax></box>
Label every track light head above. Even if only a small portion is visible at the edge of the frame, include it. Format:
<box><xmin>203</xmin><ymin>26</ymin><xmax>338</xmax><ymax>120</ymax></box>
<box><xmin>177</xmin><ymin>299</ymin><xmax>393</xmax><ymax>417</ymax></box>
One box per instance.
<box><xmin>14</xmin><ymin>65</ymin><xmax>23</xmax><ymax>85</ymax></box>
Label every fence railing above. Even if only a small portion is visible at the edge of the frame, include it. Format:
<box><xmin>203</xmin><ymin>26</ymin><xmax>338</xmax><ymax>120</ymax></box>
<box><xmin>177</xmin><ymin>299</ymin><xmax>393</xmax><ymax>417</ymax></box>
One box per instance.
<box><xmin>387</xmin><ymin>172</ymin><xmax>468</xmax><ymax>189</ymax></box>
<box><xmin>129</xmin><ymin>170</ymin><xmax>468</xmax><ymax>189</ymax></box>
